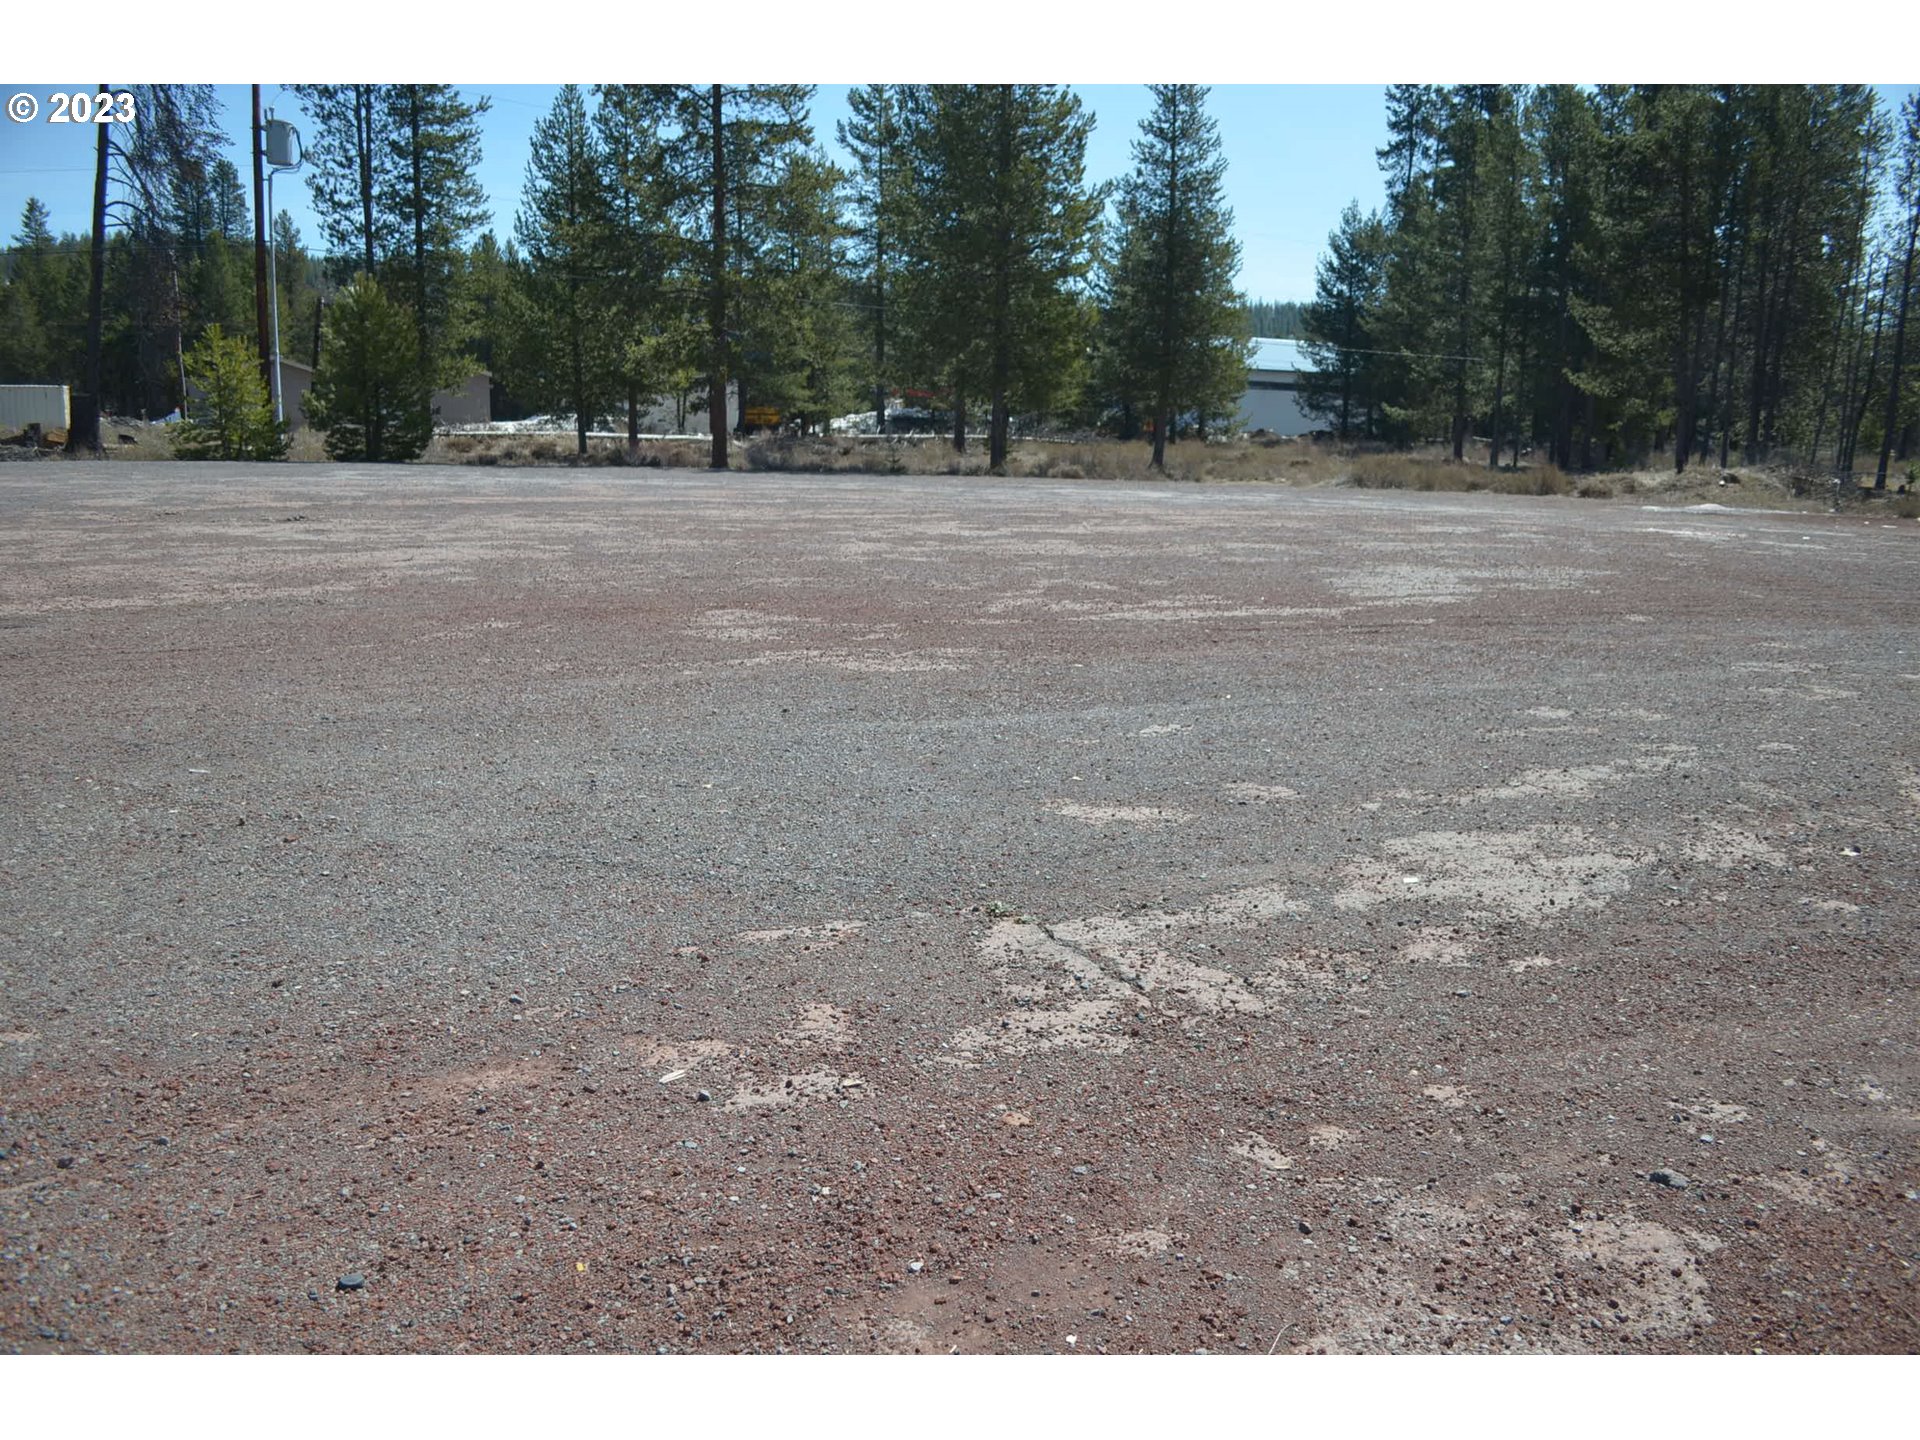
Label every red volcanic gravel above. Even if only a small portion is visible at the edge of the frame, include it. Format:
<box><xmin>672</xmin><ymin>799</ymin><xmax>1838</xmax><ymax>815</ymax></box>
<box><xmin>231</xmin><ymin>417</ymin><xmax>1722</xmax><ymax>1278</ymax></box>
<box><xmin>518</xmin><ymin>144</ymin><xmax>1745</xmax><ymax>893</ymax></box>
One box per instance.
<box><xmin>1</xmin><ymin>463</ymin><xmax>1916</xmax><ymax>1354</ymax></box>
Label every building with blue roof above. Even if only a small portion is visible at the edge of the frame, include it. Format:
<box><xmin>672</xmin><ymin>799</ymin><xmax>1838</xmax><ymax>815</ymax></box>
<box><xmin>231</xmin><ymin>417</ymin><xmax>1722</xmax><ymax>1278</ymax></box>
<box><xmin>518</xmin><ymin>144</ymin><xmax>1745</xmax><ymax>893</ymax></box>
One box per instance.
<box><xmin>1241</xmin><ymin>337</ymin><xmax>1319</xmax><ymax>436</ymax></box>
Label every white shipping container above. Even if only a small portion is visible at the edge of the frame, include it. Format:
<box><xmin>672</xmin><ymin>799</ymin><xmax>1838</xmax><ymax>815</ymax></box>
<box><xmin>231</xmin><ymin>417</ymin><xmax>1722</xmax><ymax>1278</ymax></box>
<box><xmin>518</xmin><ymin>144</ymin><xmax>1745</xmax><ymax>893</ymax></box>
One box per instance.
<box><xmin>0</xmin><ymin>385</ymin><xmax>71</xmax><ymax>431</ymax></box>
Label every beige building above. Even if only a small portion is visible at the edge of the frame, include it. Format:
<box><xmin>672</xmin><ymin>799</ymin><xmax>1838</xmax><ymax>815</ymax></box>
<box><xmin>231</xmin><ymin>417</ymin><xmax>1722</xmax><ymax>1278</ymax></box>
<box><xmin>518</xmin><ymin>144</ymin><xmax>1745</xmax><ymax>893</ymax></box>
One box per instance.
<box><xmin>272</xmin><ymin>359</ymin><xmax>490</xmax><ymax>430</ymax></box>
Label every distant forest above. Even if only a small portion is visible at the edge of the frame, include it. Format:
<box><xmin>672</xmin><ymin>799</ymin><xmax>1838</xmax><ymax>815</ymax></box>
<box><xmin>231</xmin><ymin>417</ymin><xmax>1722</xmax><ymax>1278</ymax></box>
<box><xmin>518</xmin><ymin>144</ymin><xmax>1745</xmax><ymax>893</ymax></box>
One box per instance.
<box><xmin>1299</xmin><ymin>85</ymin><xmax>1919</xmax><ymax>482</ymax></box>
<box><xmin>1243</xmin><ymin>299</ymin><xmax>1304</xmax><ymax>338</ymax></box>
<box><xmin>4</xmin><ymin>83</ymin><xmax>1916</xmax><ymax>479</ymax></box>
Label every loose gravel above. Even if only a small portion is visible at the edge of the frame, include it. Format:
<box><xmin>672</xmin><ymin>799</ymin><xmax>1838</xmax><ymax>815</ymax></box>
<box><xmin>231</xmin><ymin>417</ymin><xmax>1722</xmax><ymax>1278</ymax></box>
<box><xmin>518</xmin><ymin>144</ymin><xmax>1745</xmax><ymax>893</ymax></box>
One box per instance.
<box><xmin>1</xmin><ymin>463</ymin><xmax>1915</xmax><ymax>1354</ymax></box>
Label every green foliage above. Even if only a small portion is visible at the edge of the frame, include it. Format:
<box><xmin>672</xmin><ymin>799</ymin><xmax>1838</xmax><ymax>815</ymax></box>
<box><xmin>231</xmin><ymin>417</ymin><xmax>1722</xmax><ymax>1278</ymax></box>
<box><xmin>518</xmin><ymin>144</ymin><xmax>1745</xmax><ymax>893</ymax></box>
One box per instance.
<box><xmin>1101</xmin><ymin>85</ymin><xmax>1252</xmax><ymax>464</ymax></box>
<box><xmin>595</xmin><ymin>83</ymin><xmax>836</xmax><ymax>458</ymax></box>
<box><xmin>1314</xmin><ymin>83</ymin><xmax>1897</xmax><ymax>472</ymax></box>
<box><xmin>1242</xmin><ymin>299</ymin><xmax>1305</xmax><ymax>339</ymax></box>
<box><xmin>837</xmin><ymin>84</ymin><xmax>908</xmax><ymax>419</ymax></box>
<box><xmin>899</xmin><ymin>85</ymin><xmax>1104</xmax><ymax>468</ymax></box>
<box><xmin>293</xmin><ymin>84</ymin><xmax>490</xmax><ymax>392</ymax></box>
<box><xmin>306</xmin><ymin>274</ymin><xmax>432</xmax><ymax>462</ymax></box>
<box><xmin>174</xmin><ymin>324</ymin><xmax>287</xmax><ymax>460</ymax></box>
<box><xmin>1301</xmin><ymin>202</ymin><xmax>1389</xmax><ymax>437</ymax></box>
<box><xmin>381</xmin><ymin>85</ymin><xmax>492</xmax><ymax>393</ymax></box>
<box><xmin>506</xmin><ymin>85</ymin><xmax>622</xmax><ymax>451</ymax></box>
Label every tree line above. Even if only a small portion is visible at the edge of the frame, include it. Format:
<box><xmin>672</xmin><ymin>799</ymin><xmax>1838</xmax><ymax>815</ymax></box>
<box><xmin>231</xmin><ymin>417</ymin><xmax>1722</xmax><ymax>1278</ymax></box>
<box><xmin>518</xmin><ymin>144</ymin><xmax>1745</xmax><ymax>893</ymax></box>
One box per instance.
<box><xmin>1</xmin><ymin>83</ymin><xmax>1258</xmax><ymax>469</ymax></box>
<box><xmin>1300</xmin><ymin>85</ymin><xmax>1920</xmax><ymax>484</ymax></box>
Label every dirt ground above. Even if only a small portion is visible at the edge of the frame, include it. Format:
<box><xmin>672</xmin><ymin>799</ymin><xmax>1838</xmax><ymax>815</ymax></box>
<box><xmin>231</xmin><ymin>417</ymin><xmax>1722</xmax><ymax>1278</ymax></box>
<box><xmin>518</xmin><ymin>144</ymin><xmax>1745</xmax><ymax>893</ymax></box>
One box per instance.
<box><xmin>2</xmin><ymin>463</ymin><xmax>1916</xmax><ymax>1354</ymax></box>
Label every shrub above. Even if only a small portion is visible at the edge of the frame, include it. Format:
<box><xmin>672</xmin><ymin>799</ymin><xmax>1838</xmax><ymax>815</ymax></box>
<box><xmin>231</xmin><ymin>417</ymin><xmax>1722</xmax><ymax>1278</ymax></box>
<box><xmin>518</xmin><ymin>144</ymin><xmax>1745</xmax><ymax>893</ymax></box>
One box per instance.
<box><xmin>173</xmin><ymin>325</ymin><xmax>287</xmax><ymax>461</ymax></box>
<box><xmin>306</xmin><ymin>275</ymin><xmax>433</xmax><ymax>462</ymax></box>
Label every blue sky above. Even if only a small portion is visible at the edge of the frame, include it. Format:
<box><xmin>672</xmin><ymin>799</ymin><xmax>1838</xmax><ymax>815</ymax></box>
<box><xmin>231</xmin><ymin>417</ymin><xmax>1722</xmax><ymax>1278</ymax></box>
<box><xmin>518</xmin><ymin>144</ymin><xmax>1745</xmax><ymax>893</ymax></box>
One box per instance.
<box><xmin>3</xmin><ymin>83</ymin><xmax>1914</xmax><ymax>305</ymax></box>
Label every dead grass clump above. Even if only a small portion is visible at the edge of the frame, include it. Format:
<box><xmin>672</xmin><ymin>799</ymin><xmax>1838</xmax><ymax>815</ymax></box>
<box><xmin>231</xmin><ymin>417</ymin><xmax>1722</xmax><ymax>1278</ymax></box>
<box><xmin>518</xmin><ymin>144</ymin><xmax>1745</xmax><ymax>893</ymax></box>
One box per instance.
<box><xmin>1347</xmin><ymin>454</ymin><xmax>1434</xmax><ymax>489</ymax></box>
<box><xmin>1576</xmin><ymin>479</ymin><xmax>1614</xmax><ymax>499</ymax></box>
<box><xmin>743</xmin><ymin>436</ymin><xmax>910</xmax><ymax>473</ymax></box>
<box><xmin>1348</xmin><ymin>453</ymin><xmax>1573</xmax><ymax>495</ymax></box>
<box><xmin>1488</xmin><ymin>462</ymin><xmax>1571</xmax><ymax>496</ymax></box>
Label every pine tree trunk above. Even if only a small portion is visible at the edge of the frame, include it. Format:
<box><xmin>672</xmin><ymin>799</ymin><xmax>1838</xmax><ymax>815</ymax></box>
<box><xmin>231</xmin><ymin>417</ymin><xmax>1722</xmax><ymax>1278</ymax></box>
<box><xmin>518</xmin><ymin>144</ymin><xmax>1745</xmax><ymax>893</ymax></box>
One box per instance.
<box><xmin>74</xmin><ymin>94</ymin><xmax>109</xmax><ymax>451</ymax></box>
<box><xmin>707</xmin><ymin>84</ymin><xmax>729</xmax><ymax>470</ymax></box>
<box><xmin>628</xmin><ymin>385</ymin><xmax>639</xmax><ymax>454</ymax></box>
<box><xmin>357</xmin><ymin>87</ymin><xmax>376</xmax><ymax>275</ymax></box>
<box><xmin>1847</xmin><ymin>264</ymin><xmax>1889</xmax><ymax>481</ymax></box>
<box><xmin>1875</xmin><ymin>203</ymin><xmax>1918</xmax><ymax>489</ymax></box>
<box><xmin>951</xmin><ymin>396</ymin><xmax>966</xmax><ymax>455</ymax></box>
<box><xmin>988</xmin><ymin>86</ymin><xmax>1013</xmax><ymax>475</ymax></box>
<box><xmin>1672</xmin><ymin>139</ymin><xmax>1696</xmax><ymax>475</ymax></box>
<box><xmin>408</xmin><ymin>89</ymin><xmax>430</xmax><ymax>406</ymax></box>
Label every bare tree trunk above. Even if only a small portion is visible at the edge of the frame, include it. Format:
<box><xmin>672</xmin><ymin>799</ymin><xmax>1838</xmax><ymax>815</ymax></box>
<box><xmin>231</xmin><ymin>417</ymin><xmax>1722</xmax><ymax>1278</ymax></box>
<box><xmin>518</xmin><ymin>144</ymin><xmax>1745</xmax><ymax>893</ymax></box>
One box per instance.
<box><xmin>951</xmin><ymin>392</ymin><xmax>966</xmax><ymax>455</ymax></box>
<box><xmin>988</xmin><ymin>86</ymin><xmax>1013</xmax><ymax>474</ymax></box>
<box><xmin>628</xmin><ymin>384</ymin><xmax>639</xmax><ymax>455</ymax></box>
<box><xmin>357</xmin><ymin>86</ymin><xmax>376</xmax><ymax>275</ymax></box>
<box><xmin>1846</xmin><ymin>262</ymin><xmax>1889</xmax><ymax>481</ymax></box>
<box><xmin>72</xmin><ymin>94</ymin><xmax>110</xmax><ymax>452</ymax></box>
<box><xmin>1876</xmin><ymin>204</ymin><xmax>1918</xmax><ymax>489</ymax></box>
<box><xmin>707</xmin><ymin>84</ymin><xmax>729</xmax><ymax>470</ymax></box>
<box><xmin>252</xmin><ymin>86</ymin><xmax>274</xmax><ymax>400</ymax></box>
<box><xmin>407</xmin><ymin>88</ymin><xmax>431</xmax><ymax>403</ymax></box>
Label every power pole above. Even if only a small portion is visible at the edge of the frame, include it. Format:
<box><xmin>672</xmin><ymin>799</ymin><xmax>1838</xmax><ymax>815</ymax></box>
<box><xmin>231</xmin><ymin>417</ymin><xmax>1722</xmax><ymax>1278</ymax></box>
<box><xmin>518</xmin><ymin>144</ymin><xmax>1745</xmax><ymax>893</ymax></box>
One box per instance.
<box><xmin>708</xmin><ymin>84</ymin><xmax>728</xmax><ymax>470</ymax></box>
<box><xmin>73</xmin><ymin>83</ymin><xmax>110</xmax><ymax>452</ymax></box>
<box><xmin>252</xmin><ymin>85</ymin><xmax>274</xmax><ymax>407</ymax></box>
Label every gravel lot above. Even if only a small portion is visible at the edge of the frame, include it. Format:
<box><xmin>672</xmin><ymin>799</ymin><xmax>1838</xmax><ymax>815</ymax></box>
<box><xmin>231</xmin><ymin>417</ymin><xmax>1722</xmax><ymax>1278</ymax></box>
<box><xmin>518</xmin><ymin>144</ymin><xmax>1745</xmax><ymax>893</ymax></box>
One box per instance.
<box><xmin>2</xmin><ymin>462</ymin><xmax>1916</xmax><ymax>1354</ymax></box>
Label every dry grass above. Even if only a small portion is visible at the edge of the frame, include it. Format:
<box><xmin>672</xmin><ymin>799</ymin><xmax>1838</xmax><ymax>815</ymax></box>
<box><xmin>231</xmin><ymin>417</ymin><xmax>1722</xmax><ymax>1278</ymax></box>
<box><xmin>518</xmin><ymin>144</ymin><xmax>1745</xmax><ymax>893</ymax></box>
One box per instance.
<box><xmin>1346</xmin><ymin>452</ymin><xmax>1571</xmax><ymax>495</ymax></box>
<box><xmin>422</xmin><ymin>433</ymin><xmax>715</xmax><ymax>468</ymax></box>
<box><xmin>65</xmin><ymin>419</ymin><xmax>1915</xmax><ymax>526</ymax></box>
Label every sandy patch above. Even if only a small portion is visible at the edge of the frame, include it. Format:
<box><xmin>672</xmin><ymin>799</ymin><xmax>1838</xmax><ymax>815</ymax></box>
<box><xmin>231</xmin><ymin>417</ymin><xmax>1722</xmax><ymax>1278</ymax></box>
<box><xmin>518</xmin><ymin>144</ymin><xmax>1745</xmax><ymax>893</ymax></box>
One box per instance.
<box><xmin>1231</xmin><ymin>1135</ymin><xmax>1295</xmax><ymax>1171</ymax></box>
<box><xmin>1105</xmin><ymin>1229</ymin><xmax>1176</xmax><ymax>1257</ymax></box>
<box><xmin>1223</xmin><ymin>783</ymin><xmax>1299</xmax><ymax>804</ymax></box>
<box><xmin>1401</xmin><ymin>926</ymin><xmax>1477</xmax><ymax>967</ymax></box>
<box><xmin>724</xmin><ymin>1069</ymin><xmax>858</xmax><ymax>1111</ymax></box>
<box><xmin>1556</xmin><ymin>1219</ymin><xmax>1715</xmax><ymax>1341</ymax></box>
<box><xmin>1335</xmin><ymin>827</ymin><xmax>1647</xmax><ymax>923</ymax></box>
<box><xmin>1046</xmin><ymin>802</ymin><xmax>1195</xmax><ymax>827</ymax></box>
<box><xmin>1677</xmin><ymin>823</ymin><xmax>1786</xmax><ymax>867</ymax></box>
<box><xmin>734</xmin><ymin>921</ymin><xmax>865</xmax><ymax>947</ymax></box>
<box><xmin>775</xmin><ymin>1004</ymin><xmax>855</xmax><ymax>1051</ymax></box>
<box><xmin>1306</xmin><ymin>1124</ymin><xmax>1352</xmax><ymax>1151</ymax></box>
<box><xmin>949</xmin><ymin>1001</ymin><xmax>1132</xmax><ymax>1059</ymax></box>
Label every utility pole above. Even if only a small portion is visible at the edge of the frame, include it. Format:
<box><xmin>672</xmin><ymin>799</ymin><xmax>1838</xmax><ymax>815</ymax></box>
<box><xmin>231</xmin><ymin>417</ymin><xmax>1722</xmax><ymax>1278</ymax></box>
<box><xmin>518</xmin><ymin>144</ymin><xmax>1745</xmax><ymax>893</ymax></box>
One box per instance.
<box><xmin>708</xmin><ymin>84</ymin><xmax>728</xmax><ymax>470</ymax></box>
<box><xmin>72</xmin><ymin>83</ymin><xmax>109</xmax><ymax>452</ymax></box>
<box><xmin>263</xmin><ymin>110</ymin><xmax>304</xmax><ymax>425</ymax></box>
<box><xmin>252</xmin><ymin>85</ymin><xmax>274</xmax><ymax>408</ymax></box>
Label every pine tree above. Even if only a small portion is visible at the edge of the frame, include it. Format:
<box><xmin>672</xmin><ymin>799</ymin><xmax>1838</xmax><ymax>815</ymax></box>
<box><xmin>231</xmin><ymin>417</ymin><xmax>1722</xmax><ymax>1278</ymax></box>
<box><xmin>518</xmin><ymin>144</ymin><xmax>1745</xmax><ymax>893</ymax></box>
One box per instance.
<box><xmin>1102</xmin><ymin>86</ymin><xmax>1250</xmax><ymax>466</ymax></box>
<box><xmin>594</xmin><ymin>88</ymin><xmax>684</xmax><ymax>448</ymax></box>
<box><xmin>292</xmin><ymin>85</ymin><xmax>395</xmax><ymax>277</ymax></box>
<box><xmin>174</xmin><ymin>323</ymin><xmax>286</xmax><ymax>459</ymax></box>
<box><xmin>0</xmin><ymin>199</ymin><xmax>58</xmax><ymax>382</ymax></box>
<box><xmin>306</xmin><ymin>274</ymin><xmax>432</xmax><ymax>462</ymax></box>
<box><xmin>902</xmin><ymin>85</ymin><xmax>1103</xmax><ymax>471</ymax></box>
<box><xmin>596</xmin><ymin>84</ymin><xmax>822</xmax><ymax>465</ymax></box>
<box><xmin>1302</xmin><ymin>202</ymin><xmax>1388</xmax><ymax>439</ymax></box>
<box><xmin>1875</xmin><ymin>92</ymin><xmax>1920</xmax><ymax>487</ymax></box>
<box><xmin>837</xmin><ymin>84</ymin><xmax>906</xmax><ymax>430</ymax></box>
<box><xmin>510</xmin><ymin>85</ymin><xmax>621</xmax><ymax>455</ymax></box>
<box><xmin>380</xmin><ymin>85</ymin><xmax>491</xmax><ymax>394</ymax></box>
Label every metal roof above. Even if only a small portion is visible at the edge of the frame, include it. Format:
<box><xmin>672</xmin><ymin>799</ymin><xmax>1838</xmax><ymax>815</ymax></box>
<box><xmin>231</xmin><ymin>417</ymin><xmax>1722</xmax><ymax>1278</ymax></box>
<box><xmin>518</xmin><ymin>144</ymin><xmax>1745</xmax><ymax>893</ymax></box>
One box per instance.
<box><xmin>1250</xmin><ymin>337</ymin><xmax>1317</xmax><ymax>374</ymax></box>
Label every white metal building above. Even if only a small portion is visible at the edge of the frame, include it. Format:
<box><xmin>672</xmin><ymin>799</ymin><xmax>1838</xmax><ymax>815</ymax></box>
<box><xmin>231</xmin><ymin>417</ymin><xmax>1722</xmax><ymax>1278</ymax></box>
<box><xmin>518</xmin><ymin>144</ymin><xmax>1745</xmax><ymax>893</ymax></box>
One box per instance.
<box><xmin>1239</xmin><ymin>338</ymin><xmax>1319</xmax><ymax>436</ymax></box>
<box><xmin>0</xmin><ymin>384</ymin><xmax>70</xmax><ymax>432</ymax></box>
